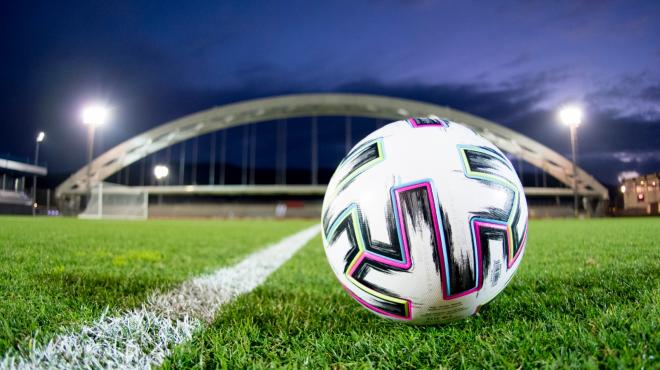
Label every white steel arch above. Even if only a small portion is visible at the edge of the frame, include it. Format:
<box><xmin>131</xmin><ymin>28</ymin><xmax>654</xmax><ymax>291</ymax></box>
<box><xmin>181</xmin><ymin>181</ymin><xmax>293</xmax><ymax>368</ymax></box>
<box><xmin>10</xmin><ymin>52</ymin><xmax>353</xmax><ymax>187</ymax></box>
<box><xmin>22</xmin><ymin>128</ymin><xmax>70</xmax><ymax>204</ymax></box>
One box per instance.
<box><xmin>56</xmin><ymin>93</ymin><xmax>608</xmax><ymax>200</ymax></box>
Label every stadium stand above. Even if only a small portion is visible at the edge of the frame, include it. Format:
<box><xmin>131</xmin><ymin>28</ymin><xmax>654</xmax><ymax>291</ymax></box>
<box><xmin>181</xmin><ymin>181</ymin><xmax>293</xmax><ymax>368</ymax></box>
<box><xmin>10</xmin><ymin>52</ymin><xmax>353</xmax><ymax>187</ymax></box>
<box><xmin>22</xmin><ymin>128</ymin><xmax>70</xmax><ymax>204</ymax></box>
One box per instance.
<box><xmin>0</xmin><ymin>156</ymin><xmax>47</xmax><ymax>214</ymax></box>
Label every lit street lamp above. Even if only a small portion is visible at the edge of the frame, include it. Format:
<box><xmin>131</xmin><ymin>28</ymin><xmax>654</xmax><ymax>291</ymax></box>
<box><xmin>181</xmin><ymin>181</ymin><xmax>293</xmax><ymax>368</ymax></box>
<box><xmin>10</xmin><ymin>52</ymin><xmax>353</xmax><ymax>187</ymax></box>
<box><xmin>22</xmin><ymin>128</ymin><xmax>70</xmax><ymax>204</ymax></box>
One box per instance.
<box><xmin>32</xmin><ymin>131</ymin><xmax>45</xmax><ymax>216</ymax></box>
<box><xmin>154</xmin><ymin>165</ymin><xmax>169</xmax><ymax>204</ymax></box>
<box><xmin>81</xmin><ymin>104</ymin><xmax>109</xmax><ymax>192</ymax></box>
<box><xmin>154</xmin><ymin>165</ymin><xmax>169</xmax><ymax>181</ymax></box>
<box><xmin>558</xmin><ymin>105</ymin><xmax>583</xmax><ymax>217</ymax></box>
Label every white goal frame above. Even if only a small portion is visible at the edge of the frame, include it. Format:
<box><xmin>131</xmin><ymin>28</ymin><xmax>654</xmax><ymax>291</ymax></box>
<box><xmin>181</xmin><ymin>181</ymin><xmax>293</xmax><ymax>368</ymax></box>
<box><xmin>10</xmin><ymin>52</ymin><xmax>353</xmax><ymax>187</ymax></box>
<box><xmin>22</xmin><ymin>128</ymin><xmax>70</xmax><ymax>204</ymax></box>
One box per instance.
<box><xmin>78</xmin><ymin>182</ymin><xmax>149</xmax><ymax>220</ymax></box>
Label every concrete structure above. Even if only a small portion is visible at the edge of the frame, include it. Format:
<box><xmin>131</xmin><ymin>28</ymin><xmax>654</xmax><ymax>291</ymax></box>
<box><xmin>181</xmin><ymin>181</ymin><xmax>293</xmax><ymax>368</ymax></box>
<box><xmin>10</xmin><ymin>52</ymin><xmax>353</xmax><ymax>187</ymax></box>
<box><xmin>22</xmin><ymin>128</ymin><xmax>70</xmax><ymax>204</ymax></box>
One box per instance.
<box><xmin>0</xmin><ymin>156</ymin><xmax>48</xmax><ymax>214</ymax></box>
<box><xmin>56</xmin><ymin>93</ymin><xmax>609</xmax><ymax>216</ymax></box>
<box><xmin>620</xmin><ymin>173</ymin><xmax>659</xmax><ymax>215</ymax></box>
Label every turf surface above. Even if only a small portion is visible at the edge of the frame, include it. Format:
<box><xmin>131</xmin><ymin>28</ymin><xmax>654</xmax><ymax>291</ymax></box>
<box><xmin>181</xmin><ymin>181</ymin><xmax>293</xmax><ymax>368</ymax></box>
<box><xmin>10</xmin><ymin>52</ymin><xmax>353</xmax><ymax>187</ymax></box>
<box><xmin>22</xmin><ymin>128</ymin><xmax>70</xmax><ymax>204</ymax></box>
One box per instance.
<box><xmin>162</xmin><ymin>218</ymin><xmax>659</xmax><ymax>369</ymax></box>
<box><xmin>0</xmin><ymin>216</ymin><xmax>314</xmax><ymax>354</ymax></box>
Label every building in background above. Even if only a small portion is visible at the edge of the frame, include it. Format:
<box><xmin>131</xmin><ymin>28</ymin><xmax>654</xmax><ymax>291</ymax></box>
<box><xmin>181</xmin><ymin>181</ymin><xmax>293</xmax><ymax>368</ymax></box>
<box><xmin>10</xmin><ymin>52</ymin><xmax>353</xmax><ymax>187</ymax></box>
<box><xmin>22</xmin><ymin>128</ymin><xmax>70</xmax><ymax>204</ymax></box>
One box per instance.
<box><xmin>620</xmin><ymin>173</ymin><xmax>659</xmax><ymax>215</ymax></box>
<box><xmin>0</xmin><ymin>155</ymin><xmax>47</xmax><ymax>214</ymax></box>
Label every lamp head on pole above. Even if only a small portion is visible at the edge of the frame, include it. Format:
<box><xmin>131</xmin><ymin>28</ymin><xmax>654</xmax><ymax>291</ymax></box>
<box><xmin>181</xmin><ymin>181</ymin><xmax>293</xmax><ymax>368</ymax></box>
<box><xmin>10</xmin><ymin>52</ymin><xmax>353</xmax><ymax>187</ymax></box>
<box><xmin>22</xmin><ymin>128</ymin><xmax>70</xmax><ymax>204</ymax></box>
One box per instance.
<box><xmin>154</xmin><ymin>165</ymin><xmax>169</xmax><ymax>180</ymax></box>
<box><xmin>36</xmin><ymin>131</ymin><xmax>45</xmax><ymax>143</ymax></box>
<box><xmin>558</xmin><ymin>105</ymin><xmax>583</xmax><ymax>128</ymax></box>
<box><xmin>81</xmin><ymin>104</ymin><xmax>110</xmax><ymax>126</ymax></box>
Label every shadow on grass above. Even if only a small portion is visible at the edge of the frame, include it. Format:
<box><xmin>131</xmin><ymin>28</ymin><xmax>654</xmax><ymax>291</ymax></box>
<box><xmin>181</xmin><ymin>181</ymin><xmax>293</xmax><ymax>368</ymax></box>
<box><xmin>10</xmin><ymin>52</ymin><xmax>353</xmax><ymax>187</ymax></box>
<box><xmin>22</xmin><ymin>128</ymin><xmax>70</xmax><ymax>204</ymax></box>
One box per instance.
<box><xmin>480</xmin><ymin>263</ymin><xmax>657</xmax><ymax>324</ymax></box>
<box><xmin>34</xmin><ymin>270</ymin><xmax>172</xmax><ymax>308</ymax></box>
<box><xmin>212</xmin><ymin>262</ymin><xmax>658</xmax><ymax>335</ymax></box>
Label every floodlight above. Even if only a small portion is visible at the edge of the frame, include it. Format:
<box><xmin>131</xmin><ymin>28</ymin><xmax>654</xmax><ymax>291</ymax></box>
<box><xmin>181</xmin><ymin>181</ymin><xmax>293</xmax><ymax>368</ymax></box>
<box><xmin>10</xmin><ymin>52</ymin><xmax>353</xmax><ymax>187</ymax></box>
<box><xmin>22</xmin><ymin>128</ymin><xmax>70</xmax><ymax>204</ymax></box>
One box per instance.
<box><xmin>620</xmin><ymin>185</ymin><xmax>626</xmax><ymax>193</ymax></box>
<box><xmin>154</xmin><ymin>165</ymin><xmax>169</xmax><ymax>180</ymax></box>
<box><xmin>558</xmin><ymin>105</ymin><xmax>583</xmax><ymax>127</ymax></box>
<box><xmin>81</xmin><ymin>104</ymin><xmax>109</xmax><ymax>126</ymax></box>
<box><xmin>36</xmin><ymin>131</ymin><xmax>45</xmax><ymax>142</ymax></box>
<box><xmin>558</xmin><ymin>104</ymin><xmax>584</xmax><ymax>217</ymax></box>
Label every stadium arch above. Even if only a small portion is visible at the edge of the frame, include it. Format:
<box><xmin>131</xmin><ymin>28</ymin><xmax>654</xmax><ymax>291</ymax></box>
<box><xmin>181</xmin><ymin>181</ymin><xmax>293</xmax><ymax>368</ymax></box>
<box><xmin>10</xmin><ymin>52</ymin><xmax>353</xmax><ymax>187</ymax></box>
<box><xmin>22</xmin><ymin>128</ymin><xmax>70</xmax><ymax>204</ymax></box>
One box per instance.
<box><xmin>56</xmin><ymin>93</ymin><xmax>608</xmax><ymax>214</ymax></box>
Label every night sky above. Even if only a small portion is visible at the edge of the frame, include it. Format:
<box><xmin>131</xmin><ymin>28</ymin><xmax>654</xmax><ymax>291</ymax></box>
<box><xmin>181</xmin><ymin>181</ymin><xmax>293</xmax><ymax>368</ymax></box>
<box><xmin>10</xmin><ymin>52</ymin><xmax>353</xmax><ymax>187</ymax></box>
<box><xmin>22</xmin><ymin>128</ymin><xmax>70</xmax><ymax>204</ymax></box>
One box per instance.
<box><xmin>1</xmin><ymin>0</ymin><xmax>659</xmax><ymax>185</ymax></box>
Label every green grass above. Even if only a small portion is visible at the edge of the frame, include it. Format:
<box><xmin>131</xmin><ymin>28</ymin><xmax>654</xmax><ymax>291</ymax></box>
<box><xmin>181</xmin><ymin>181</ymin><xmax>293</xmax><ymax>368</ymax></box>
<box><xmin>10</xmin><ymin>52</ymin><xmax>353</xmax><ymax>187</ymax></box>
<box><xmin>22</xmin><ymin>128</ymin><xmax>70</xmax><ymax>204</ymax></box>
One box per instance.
<box><xmin>1</xmin><ymin>217</ymin><xmax>657</xmax><ymax>368</ymax></box>
<box><xmin>0</xmin><ymin>216</ymin><xmax>314</xmax><ymax>354</ymax></box>
<box><xmin>163</xmin><ymin>218</ymin><xmax>659</xmax><ymax>369</ymax></box>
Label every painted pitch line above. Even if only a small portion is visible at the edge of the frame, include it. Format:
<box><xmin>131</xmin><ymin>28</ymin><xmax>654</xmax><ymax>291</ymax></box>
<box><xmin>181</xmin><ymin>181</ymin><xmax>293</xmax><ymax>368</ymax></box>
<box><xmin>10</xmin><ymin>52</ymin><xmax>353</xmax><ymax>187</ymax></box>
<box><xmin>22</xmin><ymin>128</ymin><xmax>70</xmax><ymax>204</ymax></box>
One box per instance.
<box><xmin>1</xmin><ymin>225</ymin><xmax>320</xmax><ymax>370</ymax></box>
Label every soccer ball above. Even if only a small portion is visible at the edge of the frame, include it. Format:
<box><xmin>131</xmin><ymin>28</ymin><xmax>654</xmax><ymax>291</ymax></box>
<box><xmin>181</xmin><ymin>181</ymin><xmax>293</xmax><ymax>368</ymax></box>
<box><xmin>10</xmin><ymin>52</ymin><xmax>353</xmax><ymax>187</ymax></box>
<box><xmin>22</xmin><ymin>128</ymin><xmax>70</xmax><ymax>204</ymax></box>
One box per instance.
<box><xmin>321</xmin><ymin>117</ymin><xmax>528</xmax><ymax>324</ymax></box>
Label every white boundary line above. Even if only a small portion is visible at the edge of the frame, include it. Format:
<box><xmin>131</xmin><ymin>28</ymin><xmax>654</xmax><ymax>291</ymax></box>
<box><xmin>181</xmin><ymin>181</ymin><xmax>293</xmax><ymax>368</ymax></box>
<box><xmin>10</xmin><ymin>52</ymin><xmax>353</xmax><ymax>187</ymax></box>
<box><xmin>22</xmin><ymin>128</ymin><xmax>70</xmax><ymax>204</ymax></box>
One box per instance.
<box><xmin>1</xmin><ymin>225</ymin><xmax>320</xmax><ymax>369</ymax></box>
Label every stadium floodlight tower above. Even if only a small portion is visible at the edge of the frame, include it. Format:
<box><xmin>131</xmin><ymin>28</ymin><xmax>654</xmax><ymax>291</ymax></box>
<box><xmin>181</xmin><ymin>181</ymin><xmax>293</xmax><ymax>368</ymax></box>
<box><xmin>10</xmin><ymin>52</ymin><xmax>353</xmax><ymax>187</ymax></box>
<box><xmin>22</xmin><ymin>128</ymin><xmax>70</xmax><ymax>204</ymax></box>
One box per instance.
<box><xmin>32</xmin><ymin>131</ymin><xmax>45</xmax><ymax>216</ymax></box>
<box><xmin>558</xmin><ymin>105</ymin><xmax>583</xmax><ymax>217</ymax></box>
<box><xmin>154</xmin><ymin>164</ymin><xmax>169</xmax><ymax>204</ymax></box>
<box><xmin>81</xmin><ymin>104</ymin><xmax>110</xmax><ymax>192</ymax></box>
<box><xmin>154</xmin><ymin>164</ymin><xmax>169</xmax><ymax>181</ymax></box>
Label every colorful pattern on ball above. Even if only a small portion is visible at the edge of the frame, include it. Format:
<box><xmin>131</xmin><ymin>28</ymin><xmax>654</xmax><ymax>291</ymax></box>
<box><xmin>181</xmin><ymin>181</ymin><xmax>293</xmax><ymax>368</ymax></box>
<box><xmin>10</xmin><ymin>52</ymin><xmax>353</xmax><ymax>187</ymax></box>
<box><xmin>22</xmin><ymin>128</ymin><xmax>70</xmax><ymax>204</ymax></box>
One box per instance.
<box><xmin>407</xmin><ymin>117</ymin><xmax>450</xmax><ymax>128</ymax></box>
<box><xmin>330</xmin><ymin>138</ymin><xmax>384</xmax><ymax>195</ymax></box>
<box><xmin>322</xmin><ymin>117</ymin><xmax>529</xmax><ymax>324</ymax></box>
<box><xmin>458</xmin><ymin>145</ymin><xmax>528</xmax><ymax>269</ymax></box>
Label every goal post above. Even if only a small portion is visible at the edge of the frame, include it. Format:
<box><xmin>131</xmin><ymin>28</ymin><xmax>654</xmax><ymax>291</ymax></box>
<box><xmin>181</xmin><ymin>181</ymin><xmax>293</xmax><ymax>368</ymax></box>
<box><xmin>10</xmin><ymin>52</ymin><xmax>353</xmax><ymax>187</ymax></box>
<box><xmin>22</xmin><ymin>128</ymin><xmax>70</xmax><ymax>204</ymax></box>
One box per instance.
<box><xmin>79</xmin><ymin>182</ymin><xmax>149</xmax><ymax>220</ymax></box>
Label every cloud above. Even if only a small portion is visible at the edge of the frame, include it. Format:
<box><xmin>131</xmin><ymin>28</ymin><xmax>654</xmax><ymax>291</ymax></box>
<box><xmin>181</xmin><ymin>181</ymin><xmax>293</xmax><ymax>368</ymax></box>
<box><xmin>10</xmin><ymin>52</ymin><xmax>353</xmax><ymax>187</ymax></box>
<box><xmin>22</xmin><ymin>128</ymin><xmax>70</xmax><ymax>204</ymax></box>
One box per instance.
<box><xmin>334</xmin><ymin>78</ymin><xmax>545</xmax><ymax>125</ymax></box>
<box><xmin>611</xmin><ymin>150</ymin><xmax>660</xmax><ymax>165</ymax></box>
<box><xmin>587</xmin><ymin>71</ymin><xmax>660</xmax><ymax>121</ymax></box>
<box><xmin>581</xmin><ymin>150</ymin><xmax>660</xmax><ymax>164</ymax></box>
<box><xmin>499</xmin><ymin>52</ymin><xmax>533</xmax><ymax>68</ymax></box>
<box><xmin>4</xmin><ymin>43</ymin><xmax>659</xmax><ymax>186</ymax></box>
<box><xmin>640</xmin><ymin>83</ymin><xmax>660</xmax><ymax>102</ymax></box>
<box><xmin>617</xmin><ymin>171</ymin><xmax>640</xmax><ymax>183</ymax></box>
<box><xmin>577</xmin><ymin>149</ymin><xmax>660</xmax><ymax>185</ymax></box>
<box><xmin>331</xmin><ymin>78</ymin><xmax>660</xmax><ymax>184</ymax></box>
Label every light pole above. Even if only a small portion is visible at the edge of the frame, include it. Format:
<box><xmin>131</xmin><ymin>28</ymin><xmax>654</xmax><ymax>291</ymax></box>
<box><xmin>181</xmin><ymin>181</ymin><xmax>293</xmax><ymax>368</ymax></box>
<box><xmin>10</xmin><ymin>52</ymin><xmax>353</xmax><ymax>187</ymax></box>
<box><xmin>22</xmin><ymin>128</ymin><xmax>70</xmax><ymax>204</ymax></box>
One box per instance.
<box><xmin>32</xmin><ymin>131</ymin><xmax>45</xmax><ymax>216</ymax></box>
<box><xmin>154</xmin><ymin>165</ymin><xmax>169</xmax><ymax>205</ymax></box>
<box><xmin>558</xmin><ymin>105</ymin><xmax>583</xmax><ymax>217</ymax></box>
<box><xmin>81</xmin><ymin>104</ymin><xmax>109</xmax><ymax>193</ymax></box>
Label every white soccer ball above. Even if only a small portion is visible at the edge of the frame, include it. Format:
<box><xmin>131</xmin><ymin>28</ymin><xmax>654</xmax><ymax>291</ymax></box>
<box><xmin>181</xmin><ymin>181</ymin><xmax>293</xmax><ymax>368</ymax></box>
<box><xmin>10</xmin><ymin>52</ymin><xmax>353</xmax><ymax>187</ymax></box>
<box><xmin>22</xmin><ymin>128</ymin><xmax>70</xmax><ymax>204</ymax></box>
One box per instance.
<box><xmin>321</xmin><ymin>117</ymin><xmax>528</xmax><ymax>324</ymax></box>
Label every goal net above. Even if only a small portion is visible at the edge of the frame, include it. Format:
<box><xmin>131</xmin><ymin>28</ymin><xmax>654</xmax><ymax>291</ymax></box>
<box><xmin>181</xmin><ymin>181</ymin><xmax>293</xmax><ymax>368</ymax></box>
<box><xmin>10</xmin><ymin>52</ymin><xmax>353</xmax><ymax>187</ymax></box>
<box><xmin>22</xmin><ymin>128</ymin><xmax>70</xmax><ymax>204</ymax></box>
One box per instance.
<box><xmin>79</xmin><ymin>182</ymin><xmax>148</xmax><ymax>220</ymax></box>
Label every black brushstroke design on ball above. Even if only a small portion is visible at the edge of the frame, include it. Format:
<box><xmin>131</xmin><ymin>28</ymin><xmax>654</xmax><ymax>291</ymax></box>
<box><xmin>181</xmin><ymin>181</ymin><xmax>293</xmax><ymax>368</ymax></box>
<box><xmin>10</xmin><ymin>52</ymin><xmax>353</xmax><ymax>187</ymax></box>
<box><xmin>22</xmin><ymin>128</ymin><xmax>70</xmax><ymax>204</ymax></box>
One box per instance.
<box><xmin>325</xmin><ymin>206</ymin><xmax>408</xmax><ymax>318</ymax></box>
<box><xmin>464</xmin><ymin>145</ymin><xmax>525</xmax><ymax>253</ymax></box>
<box><xmin>332</xmin><ymin>141</ymin><xmax>382</xmax><ymax>194</ymax></box>
<box><xmin>327</xmin><ymin>215</ymin><xmax>361</xmax><ymax>269</ymax></box>
<box><xmin>509</xmin><ymin>204</ymin><xmax>524</xmax><ymax>257</ymax></box>
<box><xmin>434</xmin><ymin>208</ymin><xmax>453</xmax><ymax>276</ymax></box>
<box><xmin>477</xmin><ymin>226</ymin><xmax>507</xmax><ymax>286</ymax></box>
<box><xmin>322</xmin><ymin>139</ymin><xmax>383</xmax><ymax>233</ymax></box>
<box><xmin>464</xmin><ymin>149</ymin><xmax>512</xmax><ymax>177</ymax></box>
<box><xmin>462</xmin><ymin>145</ymin><xmax>526</xmax><ymax>272</ymax></box>
<box><xmin>348</xmin><ymin>290</ymin><xmax>408</xmax><ymax>318</ymax></box>
<box><xmin>325</xmin><ymin>185</ymin><xmax>441</xmax><ymax>319</ymax></box>
<box><xmin>446</xmin><ymin>246</ymin><xmax>477</xmax><ymax>296</ymax></box>
<box><xmin>410</xmin><ymin>117</ymin><xmax>449</xmax><ymax>126</ymax></box>
<box><xmin>360</xmin><ymin>202</ymin><xmax>403</xmax><ymax>261</ymax></box>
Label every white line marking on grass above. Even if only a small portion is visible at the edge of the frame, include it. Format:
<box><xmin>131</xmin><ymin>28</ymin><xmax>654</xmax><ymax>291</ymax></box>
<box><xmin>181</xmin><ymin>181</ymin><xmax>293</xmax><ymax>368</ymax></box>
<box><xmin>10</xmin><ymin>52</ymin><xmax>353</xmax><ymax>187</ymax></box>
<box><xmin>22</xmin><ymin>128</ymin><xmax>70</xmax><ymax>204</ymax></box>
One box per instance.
<box><xmin>1</xmin><ymin>225</ymin><xmax>320</xmax><ymax>370</ymax></box>
<box><xmin>151</xmin><ymin>224</ymin><xmax>320</xmax><ymax>322</ymax></box>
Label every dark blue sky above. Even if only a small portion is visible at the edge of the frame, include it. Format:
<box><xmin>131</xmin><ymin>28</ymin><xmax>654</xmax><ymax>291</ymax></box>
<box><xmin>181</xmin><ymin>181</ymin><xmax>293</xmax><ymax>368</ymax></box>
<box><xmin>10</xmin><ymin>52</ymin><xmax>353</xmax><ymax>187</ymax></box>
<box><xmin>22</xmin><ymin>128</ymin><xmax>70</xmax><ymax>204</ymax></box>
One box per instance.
<box><xmin>1</xmin><ymin>0</ymin><xmax>659</xmax><ymax>184</ymax></box>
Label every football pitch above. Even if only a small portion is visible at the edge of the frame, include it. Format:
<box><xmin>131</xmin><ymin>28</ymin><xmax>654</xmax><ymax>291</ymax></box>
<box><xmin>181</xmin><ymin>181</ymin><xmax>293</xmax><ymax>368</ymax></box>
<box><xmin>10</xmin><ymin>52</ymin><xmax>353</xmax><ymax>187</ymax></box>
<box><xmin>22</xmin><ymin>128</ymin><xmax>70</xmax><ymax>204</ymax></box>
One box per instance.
<box><xmin>1</xmin><ymin>217</ymin><xmax>658</xmax><ymax>368</ymax></box>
